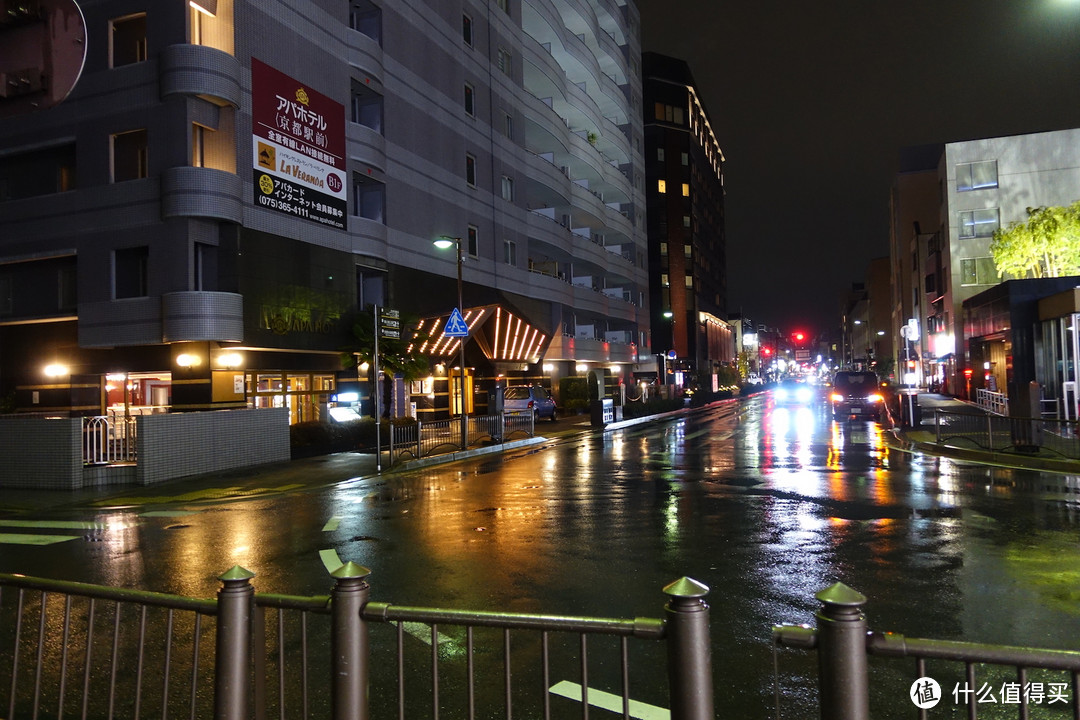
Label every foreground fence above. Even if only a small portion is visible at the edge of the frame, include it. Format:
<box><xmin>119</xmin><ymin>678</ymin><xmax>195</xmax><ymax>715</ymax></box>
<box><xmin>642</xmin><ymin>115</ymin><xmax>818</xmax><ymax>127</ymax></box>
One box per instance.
<box><xmin>388</xmin><ymin>412</ymin><xmax>537</xmax><ymax>464</ymax></box>
<box><xmin>773</xmin><ymin>583</ymin><xmax>1080</xmax><ymax>719</ymax></box>
<box><xmin>932</xmin><ymin>410</ymin><xmax>1080</xmax><ymax>460</ymax></box>
<box><xmin>1</xmin><ymin>567</ymin><xmax>712</xmax><ymax>720</ymax></box>
<box><xmin>83</xmin><ymin>415</ymin><xmax>138</xmax><ymax>465</ymax></box>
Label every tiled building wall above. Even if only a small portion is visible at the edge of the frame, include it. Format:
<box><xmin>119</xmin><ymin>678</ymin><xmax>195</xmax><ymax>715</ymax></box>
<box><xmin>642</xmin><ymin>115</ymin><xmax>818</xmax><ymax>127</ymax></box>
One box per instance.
<box><xmin>0</xmin><ymin>418</ymin><xmax>82</xmax><ymax>489</ymax></box>
<box><xmin>136</xmin><ymin>408</ymin><xmax>290</xmax><ymax>485</ymax></box>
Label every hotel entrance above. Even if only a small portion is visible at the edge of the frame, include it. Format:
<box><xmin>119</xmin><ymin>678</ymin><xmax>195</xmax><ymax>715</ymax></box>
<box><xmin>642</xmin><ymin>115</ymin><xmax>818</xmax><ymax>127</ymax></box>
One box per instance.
<box><xmin>247</xmin><ymin>371</ymin><xmax>336</xmax><ymax>424</ymax></box>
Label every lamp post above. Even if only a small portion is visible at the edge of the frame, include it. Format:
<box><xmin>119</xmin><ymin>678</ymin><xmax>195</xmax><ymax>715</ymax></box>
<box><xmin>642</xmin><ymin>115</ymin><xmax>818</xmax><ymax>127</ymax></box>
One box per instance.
<box><xmin>434</xmin><ymin>236</ymin><xmax>468</xmax><ymax>450</ymax></box>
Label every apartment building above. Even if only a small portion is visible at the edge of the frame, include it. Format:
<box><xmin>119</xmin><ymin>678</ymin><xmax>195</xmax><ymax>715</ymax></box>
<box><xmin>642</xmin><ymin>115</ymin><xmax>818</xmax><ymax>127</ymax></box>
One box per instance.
<box><xmin>0</xmin><ymin>0</ymin><xmax>648</xmax><ymax>422</ymax></box>
<box><xmin>641</xmin><ymin>52</ymin><xmax>730</xmax><ymax>390</ymax></box>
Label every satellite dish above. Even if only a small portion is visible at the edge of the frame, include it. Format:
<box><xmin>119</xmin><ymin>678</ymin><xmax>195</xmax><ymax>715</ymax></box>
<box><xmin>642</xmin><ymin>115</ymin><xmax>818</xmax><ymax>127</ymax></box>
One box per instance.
<box><xmin>0</xmin><ymin>0</ymin><xmax>87</xmax><ymax>118</ymax></box>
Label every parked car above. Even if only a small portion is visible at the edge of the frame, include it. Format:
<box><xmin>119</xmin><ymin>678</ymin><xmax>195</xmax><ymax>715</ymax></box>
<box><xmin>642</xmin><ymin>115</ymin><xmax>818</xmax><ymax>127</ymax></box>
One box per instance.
<box><xmin>829</xmin><ymin>371</ymin><xmax>885</xmax><ymax>420</ymax></box>
<box><xmin>503</xmin><ymin>385</ymin><xmax>557</xmax><ymax>421</ymax></box>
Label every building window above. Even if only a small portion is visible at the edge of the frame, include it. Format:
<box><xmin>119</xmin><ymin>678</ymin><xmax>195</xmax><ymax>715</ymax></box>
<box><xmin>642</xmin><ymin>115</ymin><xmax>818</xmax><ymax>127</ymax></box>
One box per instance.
<box><xmin>192</xmin><ymin>124</ymin><xmax>207</xmax><ymax>167</ymax></box>
<box><xmin>958</xmin><ymin>208</ymin><xmax>999</xmax><ymax>238</ymax></box>
<box><xmin>58</xmin><ymin>266</ymin><xmax>76</xmax><ymax>311</ymax></box>
<box><xmin>464</xmin><ymin>83</ymin><xmax>475</xmax><ymax>116</ymax></box>
<box><xmin>110</xmin><ymin>13</ymin><xmax>147</xmax><ymax>68</ymax></box>
<box><xmin>657</xmin><ymin>179</ymin><xmax>667</xmax><ymax>194</ymax></box>
<box><xmin>114</xmin><ymin>246</ymin><xmax>149</xmax><ymax>299</ymax></box>
<box><xmin>682</xmin><ymin>215</ymin><xmax>691</xmax><ymax>228</ymax></box>
<box><xmin>681</xmin><ymin>183</ymin><xmax>689</xmax><ymax>197</ymax></box>
<box><xmin>957</xmin><ymin>160</ymin><xmax>998</xmax><ymax>192</ymax></box>
<box><xmin>661</xmin><ymin>273</ymin><xmax>669</xmax><ymax>287</ymax></box>
<box><xmin>351</xmin><ymin>81</ymin><xmax>384</xmax><ymax>132</ymax></box>
<box><xmin>112</xmin><ymin>129</ymin><xmax>148</xmax><ymax>182</ymax></box>
<box><xmin>462</xmin><ymin>14</ymin><xmax>473</xmax><ymax>46</ymax></box>
<box><xmin>349</xmin><ymin>2</ymin><xmax>382</xmax><ymax>43</ymax></box>
<box><xmin>497</xmin><ymin>48</ymin><xmax>512</xmax><ymax>76</ymax></box>
<box><xmin>497</xmin><ymin>0</ymin><xmax>509</xmax><ymax>15</ymax></box>
<box><xmin>657</xmin><ymin>148</ymin><xmax>665</xmax><ymax>162</ymax></box>
<box><xmin>504</xmin><ymin>112</ymin><xmax>514</xmax><ymax>139</ymax></box>
<box><xmin>684</xmin><ymin>275</ymin><xmax>693</xmax><ymax>287</ymax></box>
<box><xmin>500</xmin><ymin>175</ymin><xmax>514</xmax><ymax>201</ymax></box>
<box><xmin>352</xmin><ymin>174</ymin><xmax>386</xmax><ymax>222</ymax></box>
<box><xmin>504</xmin><ymin>239</ymin><xmax>516</xmax><ymax>265</ymax></box>
<box><xmin>659</xmin><ymin>242</ymin><xmax>668</xmax><ymax>256</ymax></box>
<box><xmin>194</xmin><ymin>243</ymin><xmax>217</xmax><ymax>291</ymax></box>
<box><xmin>960</xmin><ymin>257</ymin><xmax>998</xmax><ymax>286</ymax></box>
<box><xmin>0</xmin><ymin>143</ymin><xmax>76</xmax><ymax>201</ymax></box>
<box><xmin>467</xmin><ymin>225</ymin><xmax>479</xmax><ymax>257</ymax></box>
<box><xmin>466</xmin><ymin>153</ymin><xmax>477</xmax><ymax>186</ymax></box>
<box><xmin>681</xmin><ymin>152</ymin><xmax>689</xmax><ymax>166</ymax></box>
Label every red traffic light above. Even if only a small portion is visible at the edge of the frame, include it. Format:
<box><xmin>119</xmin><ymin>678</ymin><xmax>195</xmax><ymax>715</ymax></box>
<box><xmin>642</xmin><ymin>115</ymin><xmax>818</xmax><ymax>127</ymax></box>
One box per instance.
<box><xmin>793</xmin><ymin>332</ymin><xmax>805</xmax><ymax>342</ymax></box>
<box><xmin>762</xmin><ymin>347</ymin><xmax>773</xmax><ymax>355</ymax></box>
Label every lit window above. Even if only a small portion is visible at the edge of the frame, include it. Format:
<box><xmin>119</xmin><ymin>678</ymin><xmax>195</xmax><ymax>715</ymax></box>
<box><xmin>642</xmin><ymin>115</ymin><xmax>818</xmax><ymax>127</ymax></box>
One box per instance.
<box><xmin>661</xmin><ymin>273</ymin><xmax>669</xmax><ymax>287</ymax></box>
<box><xmin>681</xmin><ymin>183</ymin><xmax>689</xmax><ymax>197</ymax></box>
<box><xmin>682</xmin><ymin>215</ymin><xmax>690</xmax><ymax>228</ymax></box>
<box><xmin>958</xmin><ymin>208</ymin><xmax>999</xmax><ymax>238</ymax></box>
<box><xmin>466</xmin><ymin>153</ymin><xmax>477</xmax><ymax>186</ymax></box>
<box><xmin>685</xmin><ymin>275</ymin><xmax>693</xmax><ymax>287</ymax></box>
<box><xmin>960</xmin><ymin>257</ymin><xmax>998</xmax><ymax>286</ymax></box>
<box><xmin>659</xmin><ymin>242</ymin><xmax>668</xmax><ymax>256</ymax></box>
<box><xmin>657</xmin><ymin>179</ymin><xmax>667</xmax><ymax>193</ymax></box>
<box><xmin>956</xmin><ymin>160</ymin><xmax>998</xmax><ymax>192</ymax></box>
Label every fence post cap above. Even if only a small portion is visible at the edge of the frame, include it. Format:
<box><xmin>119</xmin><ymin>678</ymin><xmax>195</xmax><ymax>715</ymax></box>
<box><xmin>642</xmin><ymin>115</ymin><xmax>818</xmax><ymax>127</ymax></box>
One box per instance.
<box><xmin>662</xmin><ymin>576</ymin><xmax>710</xmax><ymax>599</ymax></box>
<box><xmin>218</xmin><ymin>565</ymin><xmax>255</xmax><ymax>582</ymax></box>
<box><xmin>815</xmin><ymin>582</ymin><xmax>866</xmax><ymax>608</ymax></box>
<box><xmin>331</xmin><ymin>561</ymin><xmax>372</xmax><ymax>580</ymax></box>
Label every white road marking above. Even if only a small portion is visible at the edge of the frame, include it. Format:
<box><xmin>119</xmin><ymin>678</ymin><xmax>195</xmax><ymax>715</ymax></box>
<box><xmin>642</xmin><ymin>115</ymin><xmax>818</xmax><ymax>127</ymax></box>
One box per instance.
<box><xmin>322</xmin><ymin>516</ymin><xmax>342</xmax><ymax>532</ymax></box>
<box><xmin>401</xmin><ymin>621</ymin><xmax>456</xmax><ymax>648</ymax></box>
<box><xmin>0</xmin><ymin>520</ymin><xmax>107</xmax><ymax>530</ymax></box>
<box><xmin>319</xmin><ymin>548</ymin><xmax>343</xmax><ymax>574</ymax></box>
<box><xmin>549</xmin><ymin>680</ymin><xmax>670</xmax><ymax>720</ymax></box>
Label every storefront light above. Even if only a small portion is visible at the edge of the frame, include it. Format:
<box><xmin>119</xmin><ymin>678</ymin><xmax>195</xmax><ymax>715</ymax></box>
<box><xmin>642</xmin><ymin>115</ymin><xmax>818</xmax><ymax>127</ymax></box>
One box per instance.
<box><xmin>542</xmin><ymin>363</ymin><xmax>554</xmax><ymax>372</ymax></box>
<box><xmin>43</xmin><ymin>363</ymin><xmax>69</xmax><ymax>378</ymax></box>
<box><xmin>217</xmin><ymin>352</ymin><xmax>243</xmax><ymax>368</ymax></box>
<box><xmin>575</xmin><ymin>363</ymin><xmax>589</xmax><ymax>373</ymax></box>
<box><xmin>176</xmin><ymin>353</ymin><xmax>201</xmax><ymax>368</ymax></box>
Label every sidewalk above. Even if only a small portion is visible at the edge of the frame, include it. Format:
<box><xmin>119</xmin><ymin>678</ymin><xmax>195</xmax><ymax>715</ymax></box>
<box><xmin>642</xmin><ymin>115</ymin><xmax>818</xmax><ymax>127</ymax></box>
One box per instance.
<box><xmin>890</xmin><ymin>392</ymin><xmax>1080</xmax><ymax>474</ymax></box>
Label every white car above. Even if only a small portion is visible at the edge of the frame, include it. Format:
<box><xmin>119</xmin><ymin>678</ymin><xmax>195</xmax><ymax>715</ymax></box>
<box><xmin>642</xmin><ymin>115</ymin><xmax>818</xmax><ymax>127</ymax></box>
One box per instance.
<box><xmin>746</xmin><ymin>373</ymin><xmax>763</xmax><ymax>385</ymax></box>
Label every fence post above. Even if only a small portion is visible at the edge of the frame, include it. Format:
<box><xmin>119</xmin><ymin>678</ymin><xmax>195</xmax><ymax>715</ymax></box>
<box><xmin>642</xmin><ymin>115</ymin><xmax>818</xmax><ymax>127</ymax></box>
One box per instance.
<box><xmin>663</xmin><ymin>577</ymin><xmax>713</xmax><ymax>720</ymax></box>
<box><xmin>416</xmin><ymin>420</ymin><xmax>423</xmax><ymax>458</ymax></box>
<box><xmin>331</xmin><ymin>562</ymin><xmax>372</xmax><ymax>720</ymax></box>
<box><xmin>215</xmin><ymin>566</ymin><xmax>255</xmax><ymax>720</ymax></box>
<box><xmin>934</xmin><ymin>410</ymin><xmax>941</xmax><ymax>444</ymax></box>
<box><xmin>987</xmin><ymin>414</ymin><xmax>995</xmax><ymax>451</ymax></box>
<box><xmin>814</xmin><ymin>583</ymin><xmax>868</xmax><ymax>720</ymax></box>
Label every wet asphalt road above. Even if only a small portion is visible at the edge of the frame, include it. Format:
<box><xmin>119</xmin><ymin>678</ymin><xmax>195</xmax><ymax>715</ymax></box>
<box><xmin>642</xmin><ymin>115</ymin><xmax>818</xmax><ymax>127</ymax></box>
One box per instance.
<box><xmin>4</xmin><ymin>393</ymin><xmax>1080</xmax><ymax>717</ymax></box>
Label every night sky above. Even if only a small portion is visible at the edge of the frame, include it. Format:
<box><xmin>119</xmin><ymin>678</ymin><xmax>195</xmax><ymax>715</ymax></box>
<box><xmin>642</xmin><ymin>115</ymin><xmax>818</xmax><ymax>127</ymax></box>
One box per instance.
<box><xmin>634</xmin><ymin>0</ymin><xmax>1080</xmax><ymax>335</ymax></box>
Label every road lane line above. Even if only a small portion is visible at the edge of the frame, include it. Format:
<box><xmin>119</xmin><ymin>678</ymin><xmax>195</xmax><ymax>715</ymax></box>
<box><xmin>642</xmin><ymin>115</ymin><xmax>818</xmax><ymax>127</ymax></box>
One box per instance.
<box><xmin>319</xmin><ymin>548</ymin><xmax>343</xmax><ymax>574</ymax></box>
<box><xmin>549</xmin><ymin>680</ymin><xmax>669</xmax><ymax>720</ymax></box>
<box><xmin>0</xmin><ymin>533</ymin><xmax>82</xmax><ymax>545</ymax></box>
<box><xmin>0</xmin><ymin>520</ymin><xmax>107</xmax><ymax>530</ymax></box>
<box><xmin>322</xmin><ymin>517</ymin><xmax>342</xmax><ymax>532</ymax></box>
<box><xmin>402</xmin><ymin>621</ymin><xmax>456</xmax><ymax>648</ymax></box>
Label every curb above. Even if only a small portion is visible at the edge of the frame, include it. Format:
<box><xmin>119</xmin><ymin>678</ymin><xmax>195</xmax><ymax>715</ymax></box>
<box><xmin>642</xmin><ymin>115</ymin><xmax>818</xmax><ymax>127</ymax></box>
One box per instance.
<box><xmin>887</xmin><ymin>428</ymin><xmax>1080</xmax><ymax>475</ymax></box>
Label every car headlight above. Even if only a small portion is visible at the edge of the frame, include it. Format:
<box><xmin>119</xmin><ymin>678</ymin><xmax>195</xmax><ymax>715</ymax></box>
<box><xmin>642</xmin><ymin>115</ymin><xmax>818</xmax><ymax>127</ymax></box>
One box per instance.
<box><xmin>868</xmin><ymin>393</ymin><xmax>884</xmax><ymax>403</ymax></box>
<box><xmin>776</xmin><ymin>388</ymin><xmax>788</xmax><ymax>401</ymax></box>
<box><xmin>830</xmin><ymin>393</ymin><xmax>844</xmax><ymax>403</ymax></box>
<box><xmin>796</xmin><ymin>388</ymin><xmax>812</xmax><ymax>402</ymax></box>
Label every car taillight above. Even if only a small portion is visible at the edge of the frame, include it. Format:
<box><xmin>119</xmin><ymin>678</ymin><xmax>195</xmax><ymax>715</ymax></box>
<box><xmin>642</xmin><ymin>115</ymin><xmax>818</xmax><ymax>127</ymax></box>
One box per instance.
<box><xmin>830</xmin><ymin>393</ymin><xmax>844</xmax><ymax>403</ymax></box>
<box><xmin>868</xmin><ymin>393</ymin><xmax>884</xmax><ymax>403</ymax></box>
<box><xmin>527</xmin><ymin>400</ymin><xmax>534</xmax><ymax>408</ymax></box>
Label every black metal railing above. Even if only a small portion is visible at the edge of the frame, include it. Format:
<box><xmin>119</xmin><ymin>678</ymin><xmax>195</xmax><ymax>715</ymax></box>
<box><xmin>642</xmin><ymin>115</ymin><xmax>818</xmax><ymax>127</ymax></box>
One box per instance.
<box><xmin>387</xmin><ymin>412</ymin><xmax>538</xmax><ymax>465</ymax></box>
<box><xmin>932</xmin><ymin>410</ymin><xmax>1080</xmax><ymax>460</ymax></box>
<box><xmin>773</xmin><ymin>583</ymin><xmax>1080</xmax><ymax>719</ymax></box>
<box><xmin>2</xmin><ymin>567</ymin><xmax>712</xmax><ymax>720</ymax></box>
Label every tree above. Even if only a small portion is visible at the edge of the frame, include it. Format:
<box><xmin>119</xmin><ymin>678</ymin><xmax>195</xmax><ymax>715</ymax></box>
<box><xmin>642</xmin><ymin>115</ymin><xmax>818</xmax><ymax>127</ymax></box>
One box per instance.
<box><xmin>341</xmin><ymin>307</ymin><xmax>431</xmax><ymax>417</ymax></box>
<box><xmin>991</xmin><ymin>202</ymin><xmax>1080</xmax><ymax>279</ymax></box>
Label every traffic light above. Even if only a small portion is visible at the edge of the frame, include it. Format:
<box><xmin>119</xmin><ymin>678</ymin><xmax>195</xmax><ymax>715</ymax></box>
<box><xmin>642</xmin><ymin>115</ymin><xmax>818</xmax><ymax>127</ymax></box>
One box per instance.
<box><xmin>907</xmin><ymin>360</ymin><xmax>917</xmax><ymax>370</ymax></box>
<box><xmin>793</xmin><ymin>331</ymin><xmax>805</xmax><ymax>343</ymax></box>
<box><xmin>762</xmin><ymin>346</ymin><xmax>773</xmax><ymax>356</ymax></box>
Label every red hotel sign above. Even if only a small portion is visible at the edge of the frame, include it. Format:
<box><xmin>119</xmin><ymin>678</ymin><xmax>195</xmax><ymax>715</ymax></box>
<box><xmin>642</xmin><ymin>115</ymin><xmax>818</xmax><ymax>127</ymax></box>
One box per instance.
<box><xmin>251</xmin><ymin>58</ymin><xmax>346</xmax><ymax>228</ymax></box>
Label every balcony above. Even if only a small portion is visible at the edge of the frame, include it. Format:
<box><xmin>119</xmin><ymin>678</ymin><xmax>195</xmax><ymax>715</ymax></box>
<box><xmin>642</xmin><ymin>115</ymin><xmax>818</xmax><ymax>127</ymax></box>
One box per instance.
<box><xmin>160</xmin><ymin>44</ymin><xmax>242</xmax><ymax>107</ymax></box>
<box><xmin>162</xmin><ymin>291</ymin><xmax>244</xmax><ymax>342</ymax></box>
<box><xmin>162</xmin><ymin>167</ymin><xmax>243</xmax><ymax>223</ymax></box>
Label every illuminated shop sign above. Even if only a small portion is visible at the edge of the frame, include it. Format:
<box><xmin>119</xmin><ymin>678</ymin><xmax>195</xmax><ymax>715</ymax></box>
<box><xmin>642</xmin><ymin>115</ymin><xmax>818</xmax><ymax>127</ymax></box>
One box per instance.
<box><xmin>251</xmin><ymin>58</ymin><xmax>346</xmax><ymax>228</ymax></box>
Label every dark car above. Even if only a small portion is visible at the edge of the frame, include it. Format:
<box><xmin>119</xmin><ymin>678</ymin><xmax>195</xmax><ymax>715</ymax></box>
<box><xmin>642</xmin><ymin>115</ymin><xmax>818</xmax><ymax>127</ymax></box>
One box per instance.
<box><xmin>503</xmin><ymin>385</ymin><xmax>557</xmax><ymax>421</ymax></box>
<box><xmin>829</xmin><ymin>371</ymin><xmax>885</xmax><ymax>420</ymax></box>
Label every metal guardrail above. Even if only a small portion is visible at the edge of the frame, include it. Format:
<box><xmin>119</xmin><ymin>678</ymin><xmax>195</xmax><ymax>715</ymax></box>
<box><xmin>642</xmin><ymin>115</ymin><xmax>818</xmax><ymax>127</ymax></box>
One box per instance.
<box><xmin>932</xmin><ymin>410</ymin><xmax>1080</xmax><ymax>460</ymax></box>
<box><xmin>83</xmin><ymin>415</ymin><xmax>137</xmax><ymax>465</ymax></box>
<box><xmin>976</xmin><ymin>388</ymin><xmax>1009</xmax><ymax>416</ymax></box>
<box><xmin>388</xmin><ymin>413</ymin><xmax>537</xmax><ymax>465</ymax></box>
<box><xmin>2</xmin><ymin>567</ymin><xmax>712</xmax><ymax>720</ymax></box>
<box><xmin>773</xmin><ymin>583</ymin><xmax>1080</xmax><ymax>719</ymax></box>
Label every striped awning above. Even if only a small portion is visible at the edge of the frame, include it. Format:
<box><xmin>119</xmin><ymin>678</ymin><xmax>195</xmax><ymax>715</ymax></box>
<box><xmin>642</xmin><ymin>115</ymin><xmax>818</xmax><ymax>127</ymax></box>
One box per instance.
<box><xmin>408</xmin><ymin>305</ymin><xmax>548</xmax><ymax>363</ymax></box>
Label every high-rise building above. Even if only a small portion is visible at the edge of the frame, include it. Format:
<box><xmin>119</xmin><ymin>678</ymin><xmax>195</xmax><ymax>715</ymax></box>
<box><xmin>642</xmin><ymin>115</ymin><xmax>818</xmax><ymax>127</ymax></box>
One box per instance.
<box><xmin>0</xmin><ymin>0</ymin><xmax>648</xmax><ymax>422</ymax></box>
<box><xmin>641</xmin><ymin>52</ymin><xmax>730</xmax><ymax>390</ymax></box>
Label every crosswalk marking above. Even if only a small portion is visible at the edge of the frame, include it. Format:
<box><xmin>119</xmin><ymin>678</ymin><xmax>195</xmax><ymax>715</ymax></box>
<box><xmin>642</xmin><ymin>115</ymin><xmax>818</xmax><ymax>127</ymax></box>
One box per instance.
<box><xmin>0</xmin><ymin>520</ymin><xmax>108</xmax><ymax>530</ymax></box>
<box><xmin>322</xmin><ymin>517</ymin><xmax>342</xmax><ymax>532</ymax></box>
<box><xmin>549</xmin><ymin>680</ymin><xmax>669</xmax><ymax>720</ymax></box>
<box><xmin>0</xmin><ymin>533</ymin><xmax>81</xmax><ymax>545</ymax></box>
<box><xmin>319</xmin><ymin>548</ymin><xmax>343</xmax><ymax>574</ymax></box>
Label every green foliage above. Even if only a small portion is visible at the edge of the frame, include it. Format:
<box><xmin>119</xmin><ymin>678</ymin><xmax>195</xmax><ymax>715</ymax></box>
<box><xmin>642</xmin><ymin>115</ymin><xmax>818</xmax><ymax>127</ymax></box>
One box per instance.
<box><xmin>991</xmin><ymin>202</ymin><xmax>1080</xmax><ymax>279</ymax></box>
<box><xmin>290</xmin><ymin>416</ymin><xmax>418</xmax><ymax>458</ymax></box>
<box><xmin>0</xmin><ymin>392</ymin><xmax>14</xmax><ymax>414</ymax></box>
<box><xmin>559</xmin><ymin>376</ymin><xmax>590</xmax><ymax>413</ymax></box>
<box><xmin>340</xmin><ymin>306</ymin><xmax>430</xmax><ymax>381</ymax></box>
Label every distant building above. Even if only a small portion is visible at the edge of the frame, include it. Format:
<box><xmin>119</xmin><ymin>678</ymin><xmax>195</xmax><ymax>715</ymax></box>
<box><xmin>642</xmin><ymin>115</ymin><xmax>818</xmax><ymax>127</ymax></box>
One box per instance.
<box><xmin>891</xmin><ymin>128</ymin><xmax>1080</xmax><ymax>395</ymax></box>
<box><xmin>641</xmin><ymin>52</ymin><xmax>731</xmax><ymax>390</ymax></box>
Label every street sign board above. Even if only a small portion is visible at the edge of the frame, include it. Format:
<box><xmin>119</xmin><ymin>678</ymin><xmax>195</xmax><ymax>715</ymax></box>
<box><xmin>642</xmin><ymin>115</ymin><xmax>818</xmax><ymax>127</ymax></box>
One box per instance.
<box><xmin>444</xmin><ymin>308</ymin><xmax>469</xmax><ymax>337</ymax></box>
<box><xmin>379</xmin><ymin>308</ymin><xmax>401</xmax><ymax>339</ymax></box>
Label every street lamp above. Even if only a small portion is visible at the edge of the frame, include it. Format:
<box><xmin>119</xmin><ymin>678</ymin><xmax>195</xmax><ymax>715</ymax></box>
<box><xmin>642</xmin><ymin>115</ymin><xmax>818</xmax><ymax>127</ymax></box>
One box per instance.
<box><xmin>434</xmin><ymin>236</ymin><xmax>468</xmax><ymax>450</ymax></box>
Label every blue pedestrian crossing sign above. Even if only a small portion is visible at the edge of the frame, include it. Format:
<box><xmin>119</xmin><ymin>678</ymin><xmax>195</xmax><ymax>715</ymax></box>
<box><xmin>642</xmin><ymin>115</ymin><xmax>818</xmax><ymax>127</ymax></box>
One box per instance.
<box><xmin>444</xmin><ymin>308</ymin><xmax>470</xmax><ymax>337</ymax></box>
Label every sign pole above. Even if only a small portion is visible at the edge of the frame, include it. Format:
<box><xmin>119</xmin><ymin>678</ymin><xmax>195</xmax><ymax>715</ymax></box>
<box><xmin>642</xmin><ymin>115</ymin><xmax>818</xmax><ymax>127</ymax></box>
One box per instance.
<box><xmin>374</xmin><ymin>306</ymin><xmax>381</xmax><ymax>472</ymax></box>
